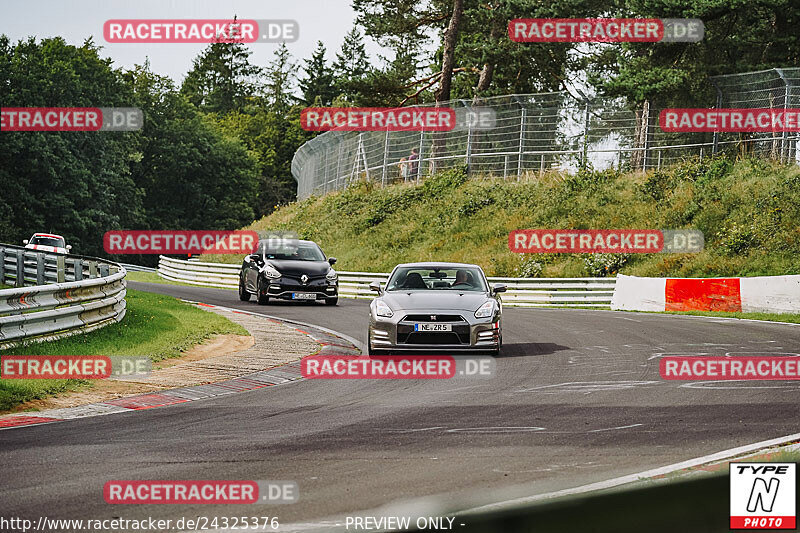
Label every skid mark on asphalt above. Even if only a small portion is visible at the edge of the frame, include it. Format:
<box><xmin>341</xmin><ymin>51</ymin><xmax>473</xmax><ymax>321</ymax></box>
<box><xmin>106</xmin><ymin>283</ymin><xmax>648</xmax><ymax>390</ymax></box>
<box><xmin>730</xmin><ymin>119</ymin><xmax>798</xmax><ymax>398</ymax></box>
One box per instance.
<box><xmin>514</xmin><ymin>380</ymin><xmax>659</xmax><ymax>394</ymax></box>
<box><xmin>588</xmin><ymin>423</ymin><xmax>643</xmax><ymax>432</ymax></box>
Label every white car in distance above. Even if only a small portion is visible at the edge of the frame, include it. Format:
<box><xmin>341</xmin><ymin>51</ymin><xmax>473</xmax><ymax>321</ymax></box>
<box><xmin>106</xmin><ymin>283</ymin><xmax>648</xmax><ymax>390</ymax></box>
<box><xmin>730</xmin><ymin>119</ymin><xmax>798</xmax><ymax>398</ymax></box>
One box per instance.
<box><xmin>23</xmin><ymin>233</ymin><xmax>72</xmax><ymax>254</ymax></box>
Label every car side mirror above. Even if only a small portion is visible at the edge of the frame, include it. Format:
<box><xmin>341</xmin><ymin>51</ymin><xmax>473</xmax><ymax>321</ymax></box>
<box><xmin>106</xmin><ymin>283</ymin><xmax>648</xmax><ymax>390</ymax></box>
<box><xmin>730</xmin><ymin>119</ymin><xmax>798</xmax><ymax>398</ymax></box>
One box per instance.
<box><xmin>23</xmin><ymin>239</ymin><xmax>28</xmax><ymax>245</ymax></box>
<box><xmin>248</xmin><ymin>254</ymin><xmax>262</xmax><ymax>263</ymax></box>
<box><xmin>369</xmin><ymin>281</ymin><xmax>382</xmax><ymax>294</ymax></box>
<box><xmin>492</xmin><ymin>283</ymin><xmax>507</xmax><ymax>294</ymax></box>
<box><xmin>66</xmin><ymin>245</ymin><xmax>72</xmax><ymax>251</ymax></box>
<box><xmin>328</xmin><ymin>257</ymin><xmax>337</xmax><ymax>265</ymax></box>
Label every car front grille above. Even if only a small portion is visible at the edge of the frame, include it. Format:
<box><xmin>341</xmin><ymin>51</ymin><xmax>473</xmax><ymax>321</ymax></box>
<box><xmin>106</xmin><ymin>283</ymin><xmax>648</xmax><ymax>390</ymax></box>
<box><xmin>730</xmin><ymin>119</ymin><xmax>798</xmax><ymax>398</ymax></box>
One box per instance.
<box><xmin>401</xmin><ymin>314</ymin><xmax>465</xmax><ymax>322</ymax></box>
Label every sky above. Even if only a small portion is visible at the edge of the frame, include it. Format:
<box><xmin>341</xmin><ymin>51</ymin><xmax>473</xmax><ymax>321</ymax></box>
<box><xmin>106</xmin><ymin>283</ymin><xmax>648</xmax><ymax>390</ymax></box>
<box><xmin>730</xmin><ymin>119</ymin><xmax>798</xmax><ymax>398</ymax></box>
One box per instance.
<box><xmin>0</xmin><ymin>0</ymin><xmax>391</xmax><ymax>87</ymax></box>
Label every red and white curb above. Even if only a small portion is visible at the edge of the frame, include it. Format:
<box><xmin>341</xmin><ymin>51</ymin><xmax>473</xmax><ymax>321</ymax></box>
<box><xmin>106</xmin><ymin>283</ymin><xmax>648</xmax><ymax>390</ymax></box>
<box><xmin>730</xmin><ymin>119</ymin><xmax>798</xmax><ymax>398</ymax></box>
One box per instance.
<box><xmin>0</xmin><ymin>303</ymin><xmax>360</xmax><ymax>431</ymax></box>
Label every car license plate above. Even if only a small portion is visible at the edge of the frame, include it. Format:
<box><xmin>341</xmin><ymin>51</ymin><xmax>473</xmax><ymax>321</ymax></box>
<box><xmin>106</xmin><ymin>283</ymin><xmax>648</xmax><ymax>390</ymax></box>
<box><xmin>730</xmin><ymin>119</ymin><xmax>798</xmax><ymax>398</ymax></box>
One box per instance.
<box><xmin>292</xmin><ymin>293</ymin><xmax>317</xmax><ymax>300</ymax></box>
<box><xmin>414</xmin><ymin>323</ymin><xmax>452</xmax><ymax>332</ymax></box>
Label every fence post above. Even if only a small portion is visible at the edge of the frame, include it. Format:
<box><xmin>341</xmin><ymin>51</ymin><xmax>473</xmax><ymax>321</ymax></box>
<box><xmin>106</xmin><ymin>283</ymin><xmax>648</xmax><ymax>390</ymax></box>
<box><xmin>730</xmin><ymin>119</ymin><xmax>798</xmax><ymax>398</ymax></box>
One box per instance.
<box><xmin>36</xmin><ymin>253</ymin><xmax>45</xmax><ymax>285</ymax></box>
<box><xmin>581</xmin><ymin>98</ymin><xmax>591</xmax><ymax>169</ymax></box>
<box><xmin>15</xmin><ymin>250</ymin><xmax>24</xmax><ymax>287</ymax></box>
<box><xmin>465</xmin><ymin>117</ymin><xmax>473</xmax><ymax>174</ymax></box>
<box><xmin>517</xmin><ymin>107</ymin><xmax>526</xmax><ymax>177</ymax></box>
<box><xmin>0</xmin><ymin>248</ymin><xmax>5</xmax><ymax>285</ymax></box>
<box><xmin>335</xmin><ymin>139</ymin><xmax>344</xmax><ymax>190</ymax></box>
<box><xmin>73</xmin><ymin>258</ymin><xmax>83</xmax><ymax>281</ymax></box>
<box><xmin>642</xmin><ymin>101</ymin><xmax>651</xmax><ymax>171</ymax></box>
<box><xmin>381</xmin><ymin>129</ymin><xmax>389</xmax><ymax>185</ymax></box>
<box><xmin>776</xmin><ymin>68</ymin><xmax>789</xmax><ymax>164</ymax></box>
<box><xmin>89</xmin><ymin>261</ymin><xmax>98</xmax><ymax>278</ymax></box>
<box><xmin>710</xmin><ymin>79</ymin><xmax>723</xmax><ymax>155</ymax></box>
<box><xmin>503</xmin><ymin>155</ymin><xmax>509</xmax><ymax>179</ymax></box>
<box><xmin>57</xmin><ymin>255</ymin><xmax>65</xmax><ymax>283</ymax></box>
<box><xmin>417</xmin><ymin>129</ymin><xmax>424</xmax><ymax>183</ymax></box>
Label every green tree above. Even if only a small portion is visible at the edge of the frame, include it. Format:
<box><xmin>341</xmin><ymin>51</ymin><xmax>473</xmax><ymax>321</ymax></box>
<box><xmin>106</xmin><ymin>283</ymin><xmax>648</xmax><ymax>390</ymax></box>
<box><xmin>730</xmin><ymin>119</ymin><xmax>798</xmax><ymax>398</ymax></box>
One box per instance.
<box><xmin>128</xmin><ymin>64</ymin><xmax>259</xmax><ymax>232</ymax></box>
<box><xmin>333</xmin><ymin>26</ymin><xmax>373</xmax><ymax>102</ymax></box>
<box><xmin>0</xmin><ymin>36</ymin><xmax>144</xmax><ymax>256</ymax></box>
<box><xmin>299</xmin><ymin>41</ymin><xmax>337</xmax><ymax>106</ymax></box>
<box><xmin>586</xmin><ymin>0</ymin><xmax>800</xmax><ymax>106</ymax></box>
<box><xmin>180</xmin><ymin>41</ymin><xmax>262</xmax><ymax>113</ymax></box>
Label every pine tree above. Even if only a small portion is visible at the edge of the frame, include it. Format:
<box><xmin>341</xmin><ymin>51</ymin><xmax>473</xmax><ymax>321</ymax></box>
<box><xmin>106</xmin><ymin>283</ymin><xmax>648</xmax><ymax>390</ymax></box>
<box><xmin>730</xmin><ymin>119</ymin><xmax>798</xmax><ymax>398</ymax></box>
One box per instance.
<box><xmin>264</xmin><ymin>43</ymin><xmax>297</xmax><ymax>113</ymax></box>
<box><xmin>333</xmin><ymin>26</ymin><xmax>372</xmax><ymax>101</ymax></box>
<box><xmin>180</xmin><ymin>42</ymin><xmax>261</xmax><ymax>114</ymax></box>
<box><xmin>299</xmin><ymin>41</ymin><xmax>337</xmax><ymax>106</ymax></box>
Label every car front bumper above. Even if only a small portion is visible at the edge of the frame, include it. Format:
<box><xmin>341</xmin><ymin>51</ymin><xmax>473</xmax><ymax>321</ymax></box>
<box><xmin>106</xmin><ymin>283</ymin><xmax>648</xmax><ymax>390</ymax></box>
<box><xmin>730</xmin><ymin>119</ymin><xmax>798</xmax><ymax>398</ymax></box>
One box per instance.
<box><xmin>264</xmin><ymin>278</ymin><xmax>338</xmax><ymax>301</ymax></box>
<box><xmin>369</xmin><ymin>309</ymin><xmax>501</xmax><ymax>352</ymax></box>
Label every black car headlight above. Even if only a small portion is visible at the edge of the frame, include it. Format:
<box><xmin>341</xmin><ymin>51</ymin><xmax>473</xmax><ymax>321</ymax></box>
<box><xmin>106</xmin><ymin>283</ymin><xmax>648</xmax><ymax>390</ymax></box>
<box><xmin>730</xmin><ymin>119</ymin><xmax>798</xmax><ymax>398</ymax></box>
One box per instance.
<box><xmin>261</xmin><ymin>263</ymin><xmax>281</xmax><ymax>279</ymax></box>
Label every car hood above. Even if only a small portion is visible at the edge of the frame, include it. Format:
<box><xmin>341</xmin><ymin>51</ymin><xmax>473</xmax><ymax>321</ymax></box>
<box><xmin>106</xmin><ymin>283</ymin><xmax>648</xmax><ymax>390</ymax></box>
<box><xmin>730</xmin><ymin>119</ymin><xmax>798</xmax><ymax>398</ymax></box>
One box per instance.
<box><xmin>381</xmin><ymin>291</ymin><xmax>491</xmax><ymax>312</ymax></box>
<box><xmin>267</xmin><ymin>259</ymin><xmax>330</xmax><ymax>277</ymax></box>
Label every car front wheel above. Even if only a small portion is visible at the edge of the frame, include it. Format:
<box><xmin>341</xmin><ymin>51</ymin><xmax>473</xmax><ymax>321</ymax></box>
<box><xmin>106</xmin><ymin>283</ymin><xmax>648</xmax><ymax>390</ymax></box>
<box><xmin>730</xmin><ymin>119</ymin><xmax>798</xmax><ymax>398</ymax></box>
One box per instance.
<box><xmin>257</xmin><ymin>279</ymin><xmax>270</xmax><ymax>305</ymax></box>
<box><xmin>325</xmin><ymin>297</ymin><xmax>338</xmax><ymax>306</ymax></box>
<box><xmin>238</xmin><ymin>278</ymin><xmax>251</xmax><ymax>302</ymax></box>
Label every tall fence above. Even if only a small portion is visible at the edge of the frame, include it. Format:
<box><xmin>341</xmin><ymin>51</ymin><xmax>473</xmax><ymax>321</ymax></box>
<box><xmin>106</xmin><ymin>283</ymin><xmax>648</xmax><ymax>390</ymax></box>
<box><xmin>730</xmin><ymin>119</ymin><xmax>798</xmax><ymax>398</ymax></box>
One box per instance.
<box><xmin>292</xmin><ymin>68</ymin><xmax>800</xmax><ymax>200</ymax></box>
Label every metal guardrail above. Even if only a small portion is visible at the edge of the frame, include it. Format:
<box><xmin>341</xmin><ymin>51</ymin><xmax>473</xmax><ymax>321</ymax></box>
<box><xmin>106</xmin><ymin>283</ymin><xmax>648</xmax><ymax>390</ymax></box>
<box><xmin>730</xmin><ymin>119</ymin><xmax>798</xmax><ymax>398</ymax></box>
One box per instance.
<box><xmin>119</xmin><ymin>263</ymin><xmax>156</xmax><ymax>273</ymax></box>
<box><xmin>157</xmin><ymin>256</ymin><xmax>615</xmax><ymax>308</ymax></box>
<box><xmin>0</xmin><ymin>244</ymin><xmax>127</xmax><ymax>349</ymax></box>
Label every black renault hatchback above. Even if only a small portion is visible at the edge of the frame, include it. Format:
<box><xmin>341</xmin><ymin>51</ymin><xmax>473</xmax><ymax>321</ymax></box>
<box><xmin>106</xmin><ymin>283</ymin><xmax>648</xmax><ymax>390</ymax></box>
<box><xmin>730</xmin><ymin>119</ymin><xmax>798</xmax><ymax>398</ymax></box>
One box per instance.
<box><xmin>239</xmin><ymin>238</ymin><xmax>338</xmax><ymax>305</ymax></box>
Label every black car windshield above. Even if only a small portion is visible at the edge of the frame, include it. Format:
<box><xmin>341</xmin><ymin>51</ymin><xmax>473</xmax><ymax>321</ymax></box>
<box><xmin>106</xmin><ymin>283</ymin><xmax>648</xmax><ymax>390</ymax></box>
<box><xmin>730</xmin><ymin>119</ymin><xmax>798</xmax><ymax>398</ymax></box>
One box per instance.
<box><xmin>386</xmin><ymin>267</ymin><xmax>488</xmax><ymax>292</ymax></box>
<box><xmin>258</xmin><ymin>242</ymin><xmax>326</xmax><ymax>261</ymax></box>
<box><xmin>30</xmin><ymin>236</ymin><xmax>65</xmax><ymax>247</ymax></box>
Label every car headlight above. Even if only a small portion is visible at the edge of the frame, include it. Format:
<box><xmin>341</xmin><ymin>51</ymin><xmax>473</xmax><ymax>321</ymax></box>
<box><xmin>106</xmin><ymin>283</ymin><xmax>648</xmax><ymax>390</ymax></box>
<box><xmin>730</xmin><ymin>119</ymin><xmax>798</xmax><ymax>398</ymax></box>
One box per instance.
<box><xmin>326</xmin><ymin>268</ymin><xmax>338</xmax><ymax>281</ymax></box>
<box><xmin>474</xmin><ymin>300</ymin><xmax>495</xmax><ymax>319</ymax></box>
<box><xmin>375</xmin><ymin>300</ymin><xmax>393</xmax><ymax>318</ymax></box>
<box><xmin>262</xmin><ymin>263</ymin><xmax>281</xmax><ymax>279</ymax></box>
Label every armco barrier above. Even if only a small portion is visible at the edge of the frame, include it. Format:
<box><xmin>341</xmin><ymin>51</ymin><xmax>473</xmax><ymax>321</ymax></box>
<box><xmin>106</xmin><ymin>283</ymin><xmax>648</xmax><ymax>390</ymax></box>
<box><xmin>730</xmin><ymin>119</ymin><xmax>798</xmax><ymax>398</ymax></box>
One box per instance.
<box><xmin>611</xmin><ymin>274</ymin><xmax>800</xmax><ymax>313</ymax></box>
<box><xmin>157</xmin><ymin>256</ymin><xmax>615</xmax><ymax>307</ymax></box>
<box><xmin>0</xmin><ymin>244</ymin><xmax>127</xmax><ymax>349</ymax></box>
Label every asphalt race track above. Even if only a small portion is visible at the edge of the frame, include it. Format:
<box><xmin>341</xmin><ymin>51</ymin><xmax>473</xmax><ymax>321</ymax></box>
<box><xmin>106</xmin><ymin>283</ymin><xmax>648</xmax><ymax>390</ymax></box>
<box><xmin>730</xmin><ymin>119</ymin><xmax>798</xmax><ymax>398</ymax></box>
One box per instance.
<box><xmin>2</xmin><ymin>280</ymin><xmax>800</xmax><ymax>530</ymax></box>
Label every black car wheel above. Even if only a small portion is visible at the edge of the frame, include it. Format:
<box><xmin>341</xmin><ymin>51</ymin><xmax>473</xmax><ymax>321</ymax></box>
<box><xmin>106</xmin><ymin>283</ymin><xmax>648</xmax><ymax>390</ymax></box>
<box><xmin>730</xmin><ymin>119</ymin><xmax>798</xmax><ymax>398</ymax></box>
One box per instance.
<box><xmin>257</xmin><ymin>278</ymin><xmax>270</xmax><ymax>305</ymax></box>
<box><xmin>325</xmin><ymin>297</ymin><xmax>338</xmax><ymax>306</ymax></box>
<box><xmin>238</xmin><ymin>278</ymin><xmax>251</xmax><ymax>302</ymax></box>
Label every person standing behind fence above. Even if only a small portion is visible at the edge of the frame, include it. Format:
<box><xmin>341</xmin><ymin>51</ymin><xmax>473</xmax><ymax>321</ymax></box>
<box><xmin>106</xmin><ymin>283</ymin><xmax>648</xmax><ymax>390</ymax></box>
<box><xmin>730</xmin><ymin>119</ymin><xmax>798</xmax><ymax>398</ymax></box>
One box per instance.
<box><xmin>408</xmin><ymin>148</ymin><xmax>419</xmax><ymax>180</ymax></box>
<box><xmin>398</xmin><ymin>156</ymin><xmax>409</xmax><ymax>182</ymax></box>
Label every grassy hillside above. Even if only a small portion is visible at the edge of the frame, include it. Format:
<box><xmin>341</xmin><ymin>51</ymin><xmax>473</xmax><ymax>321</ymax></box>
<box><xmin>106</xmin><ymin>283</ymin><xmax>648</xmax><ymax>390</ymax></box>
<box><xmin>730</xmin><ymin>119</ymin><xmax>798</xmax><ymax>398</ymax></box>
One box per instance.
<box><xmin>204</xmin><ymin>157</ymin><xmax>800</xmax><ymax>278</ymax></box>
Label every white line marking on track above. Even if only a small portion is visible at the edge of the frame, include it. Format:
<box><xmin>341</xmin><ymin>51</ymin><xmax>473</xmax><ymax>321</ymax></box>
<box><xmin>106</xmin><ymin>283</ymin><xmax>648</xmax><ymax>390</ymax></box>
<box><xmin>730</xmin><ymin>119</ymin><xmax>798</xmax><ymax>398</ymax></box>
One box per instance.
<box><xmin>459</xmin><ymin>430</ymin><xmax>800</xmax><ymax>515</ymax></box>
<box><xmin>588</xmin><ymin>423</ymin><xmax>643</xmax><ymax>433</ymax></box>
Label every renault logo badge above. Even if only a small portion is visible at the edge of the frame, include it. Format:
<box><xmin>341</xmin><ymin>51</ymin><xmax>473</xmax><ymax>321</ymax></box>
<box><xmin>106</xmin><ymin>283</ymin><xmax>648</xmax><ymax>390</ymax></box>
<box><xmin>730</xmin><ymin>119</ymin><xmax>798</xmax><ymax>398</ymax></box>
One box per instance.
<box><xmin>430</xmin><ymin>315</ymin><xmax>437</xmax><ymax>321</ymax></box>
<box><xmin>301</xmin><ymin>274</ymin><xmax>309</xmax><ymax>284</ymax></box>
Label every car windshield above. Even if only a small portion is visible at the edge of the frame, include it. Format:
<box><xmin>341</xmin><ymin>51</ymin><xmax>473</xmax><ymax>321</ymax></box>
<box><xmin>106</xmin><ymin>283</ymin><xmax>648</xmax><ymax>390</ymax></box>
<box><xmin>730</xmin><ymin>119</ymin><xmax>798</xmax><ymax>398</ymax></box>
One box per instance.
<box><xmin>258</xmin><ymin>241</ymin><xmax>325</xmax><ymax>261</ymax></box>
<box><xmin>386</xmin><ymin>266</ymin><xmax>487</xmax><ymax>292</ymax></box>
<box><xmin>30</xmin><ymin>236</ymin><xmax>64</xmax><ymax>247</ymax></box>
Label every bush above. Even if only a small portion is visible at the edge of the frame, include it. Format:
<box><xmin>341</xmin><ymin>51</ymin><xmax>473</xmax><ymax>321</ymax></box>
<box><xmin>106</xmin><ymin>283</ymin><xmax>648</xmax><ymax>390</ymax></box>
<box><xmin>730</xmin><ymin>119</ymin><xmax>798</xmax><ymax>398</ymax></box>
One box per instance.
<box><xmin>518</xmin><ymin>256</ymin><xmax>543</xmax><ymax>278</ymax></box>
<box><xmin>583</xmin><ymin>253</ymin><xmax>631</xmax><ymax>277</ymax></box>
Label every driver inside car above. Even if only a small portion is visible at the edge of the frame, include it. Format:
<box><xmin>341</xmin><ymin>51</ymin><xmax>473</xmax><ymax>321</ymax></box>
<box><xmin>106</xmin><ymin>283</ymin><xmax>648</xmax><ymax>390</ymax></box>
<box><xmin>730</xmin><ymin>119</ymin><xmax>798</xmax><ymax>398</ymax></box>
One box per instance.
<box><xmin>452</xmin><ymin>269</ymin><xmax>473</xmax><ymax>288</ymax></box>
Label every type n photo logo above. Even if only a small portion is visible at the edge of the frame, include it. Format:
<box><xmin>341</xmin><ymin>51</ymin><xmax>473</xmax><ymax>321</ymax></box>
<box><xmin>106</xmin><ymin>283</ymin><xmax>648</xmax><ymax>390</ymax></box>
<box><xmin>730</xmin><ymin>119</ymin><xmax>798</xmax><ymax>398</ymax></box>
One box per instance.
<box><xmin>730</xmin><ymin>462</ymin><xmax>796</xmax><ymax>529</ymax></box>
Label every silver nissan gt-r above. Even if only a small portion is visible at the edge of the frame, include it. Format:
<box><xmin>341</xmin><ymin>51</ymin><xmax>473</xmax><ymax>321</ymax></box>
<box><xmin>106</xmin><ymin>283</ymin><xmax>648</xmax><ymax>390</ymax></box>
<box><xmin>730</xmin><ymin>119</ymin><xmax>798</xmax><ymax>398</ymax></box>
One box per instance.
<box><xmin>367</xmin><ymin>262</ymin><xmax>506</xmax><ymax>355</ymax></box>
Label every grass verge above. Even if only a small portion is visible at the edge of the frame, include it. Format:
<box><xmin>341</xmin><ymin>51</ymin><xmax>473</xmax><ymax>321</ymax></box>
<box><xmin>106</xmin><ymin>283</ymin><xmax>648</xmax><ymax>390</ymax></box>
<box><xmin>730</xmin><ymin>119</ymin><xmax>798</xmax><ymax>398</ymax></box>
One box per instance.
<box><xmin>125</xmin><ymin>270</ymin><xmax>236</xmax><ymax>290</ymax></box>
<box><xmin>0</xmin><ymin>288</ymin><xmax>248</xmax><ymax>412</ymax></box>
<box><xmin>201</xmin><ymin>157</ymin><xmax>800</xmax><ymax>279</ymax></box>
